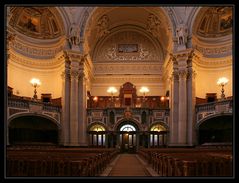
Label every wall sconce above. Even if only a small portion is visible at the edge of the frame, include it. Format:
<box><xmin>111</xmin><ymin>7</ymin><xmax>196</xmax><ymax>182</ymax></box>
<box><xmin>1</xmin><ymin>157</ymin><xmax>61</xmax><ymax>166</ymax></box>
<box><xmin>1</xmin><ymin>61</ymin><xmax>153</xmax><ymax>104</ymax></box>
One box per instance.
<box><xmin>217</xmin><ymin>77</ymin><xmax>229</xmax><ymax>100</ymax></box>
<box><xmin>30</xmin><ymin>78</ymin><xmax>41</xmax><ymax>99</ymax></box>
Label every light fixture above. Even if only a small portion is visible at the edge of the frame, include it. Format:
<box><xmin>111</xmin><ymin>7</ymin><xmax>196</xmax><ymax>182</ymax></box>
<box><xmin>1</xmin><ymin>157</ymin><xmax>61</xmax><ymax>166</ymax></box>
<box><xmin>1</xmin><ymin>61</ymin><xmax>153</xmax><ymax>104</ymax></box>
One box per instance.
<box><xmin>30</xmin><ymin>78</ymin><xmax>41</xmax><ymax>99</ymax></box>
<box><xmin>140</xmin><ymin>87</ymin><xmax>149</xmax><ymax>107</ymax></box>
<box><xmin>93</xmin><ymin>96</ymin><xmax>98</xmax><ymax>101</ymax></box>
<box><xmin>217</xmin><ymin>77</ymin><xmax>229</xmax><ymax>99</ymax></box>
<box><xmin>107</xmin><ymin>87</ymin><xmax>117</xmax><ymax>106</ymax></box>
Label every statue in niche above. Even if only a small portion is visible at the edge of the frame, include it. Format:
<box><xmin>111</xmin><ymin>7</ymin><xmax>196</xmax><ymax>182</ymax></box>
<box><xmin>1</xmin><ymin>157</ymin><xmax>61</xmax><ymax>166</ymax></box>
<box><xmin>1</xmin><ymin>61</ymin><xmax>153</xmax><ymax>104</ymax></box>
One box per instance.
<box><xmin>97</xmin><ymin>14</ymin><xmax>110</xmax><ymax>38</ymax></box>
<box><xmin>176</xmin><ymin>24</ymin><xmax>188</xmax><ymax>46</ymax></box>
<box><xmin>69</xmin><ymin>23</ymin><xmax>80</xmax><ymax>47</ymax></box>
<box><xmin>146</xmin><ymin>14</ymin><xmax>161</xmax><ymax>37</ymax></box>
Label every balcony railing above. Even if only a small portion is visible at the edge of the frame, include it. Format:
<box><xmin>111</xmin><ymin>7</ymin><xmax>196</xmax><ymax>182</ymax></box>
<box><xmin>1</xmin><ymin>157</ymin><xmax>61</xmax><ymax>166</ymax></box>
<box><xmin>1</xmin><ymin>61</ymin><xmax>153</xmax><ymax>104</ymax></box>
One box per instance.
<box><xmin>195</xmin><ymin>98</ymin><xmax>233</xmax><ymax>122</ymax></box>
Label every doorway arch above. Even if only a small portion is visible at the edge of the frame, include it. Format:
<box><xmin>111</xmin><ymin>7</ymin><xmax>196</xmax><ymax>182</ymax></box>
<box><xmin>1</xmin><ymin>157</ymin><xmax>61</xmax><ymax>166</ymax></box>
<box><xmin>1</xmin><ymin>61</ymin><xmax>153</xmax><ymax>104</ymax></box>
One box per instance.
<box><xmin>116</xmin><ymin>120</ymin><xmax>139</xmax><ymax>153</ymax></box>
<box><xmin>196</xmin><ymin>114</ymin><xmax>232</xmax><ymax>145</ymax></box>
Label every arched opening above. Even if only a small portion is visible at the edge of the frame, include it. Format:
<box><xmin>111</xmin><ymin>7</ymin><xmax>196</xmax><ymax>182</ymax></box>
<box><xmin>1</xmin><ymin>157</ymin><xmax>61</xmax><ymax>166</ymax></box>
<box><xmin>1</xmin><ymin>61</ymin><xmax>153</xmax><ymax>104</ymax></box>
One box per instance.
<box><xmin>117</xmin><ymin>121</ymin><xmax>139</xmax><ymax>153</ymax></box>
<box><xmin>198</xmin><ymin>115</ymin><xmax>232</xmax><ymax>145</ymax></box>
<box><xmin>88</xmin><ymin>124</ymin><xmax>106</xmax><ymax>147</ymax></box>
<box><xmin>149</xmin><ymin>123</ymin><xmax>167</xmax><ymax>147</ymax></box>
<box><xmin>8</xmin><ymin>115</ymin><xmax>59</xmax><ymax>145</ymax></box>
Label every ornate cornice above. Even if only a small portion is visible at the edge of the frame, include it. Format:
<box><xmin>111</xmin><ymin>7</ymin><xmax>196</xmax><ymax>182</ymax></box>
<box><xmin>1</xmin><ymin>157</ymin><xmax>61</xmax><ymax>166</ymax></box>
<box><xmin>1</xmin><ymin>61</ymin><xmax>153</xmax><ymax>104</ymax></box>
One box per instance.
<box><xmin>64</xmin><ymin>50</ymin><xmax>84</xmax><ymax>63</ymax></box>
<box><xmin>94</xmin><ymin>63</ymin><xmax>162</xmax><ymax>75</ymax></box>
<box><xmin>10</xmin><ymin>36</ymin><xmax>65</xmax><ymax>59</ymax></box>
<box><xmin>93</xmin><ymin>76</ymin><xmax>162</xmax><ymax>84</ymax></box>
<box><xmin>9</xmin><ymin>49</ymin><xmax>64</xmax><ymax>70</ymax></box>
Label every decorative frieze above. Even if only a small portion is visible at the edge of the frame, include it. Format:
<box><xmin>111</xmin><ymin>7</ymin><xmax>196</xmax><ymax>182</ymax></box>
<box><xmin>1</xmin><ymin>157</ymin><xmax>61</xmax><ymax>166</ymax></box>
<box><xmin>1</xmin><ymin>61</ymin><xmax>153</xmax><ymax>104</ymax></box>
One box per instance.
<box><xmin>94</xmin><ymin>64</ymin><xmax>162</xmax><ymax>75</ymax></box>
<box><xmin>94</xmin><ymin>31</ymin><xmax>162</xmax><ymax>62</ymax></box>
<box><xmin>11</xmin><ymin>41</ymin><xmax>63</xmax><ymax>58</ymax></box>
<box><xmin>195</xmin><ymin>45</ymin><xmax>232</xmax><ymax>57</ymax></box>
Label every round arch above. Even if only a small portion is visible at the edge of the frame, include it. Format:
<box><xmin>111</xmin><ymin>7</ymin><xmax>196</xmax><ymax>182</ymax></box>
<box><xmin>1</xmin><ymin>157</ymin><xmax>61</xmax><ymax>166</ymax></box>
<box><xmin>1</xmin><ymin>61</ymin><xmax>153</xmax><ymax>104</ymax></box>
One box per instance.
<box><xmin>8</xmin><ymin>113</ymin><xmax>60</xmax><ymax>145</ymax></box>
<box><xmin>196</xmin><ymin>114</ymin><xmax>232</xmax><ymax>145</ymax></box>
<box><xmin>87</xmin><ymin>122</ymin><xmax>108</xmax><ymax>132</ymax></box>
<box><xmin>114</xmin><ymin>118</ymin><xmax>141</xmax><ymax>132</ymax></box>
<box><xmin>148</xmin><ymin>121</ymin><xmax>169</xmax><ymax>131</ymax></box>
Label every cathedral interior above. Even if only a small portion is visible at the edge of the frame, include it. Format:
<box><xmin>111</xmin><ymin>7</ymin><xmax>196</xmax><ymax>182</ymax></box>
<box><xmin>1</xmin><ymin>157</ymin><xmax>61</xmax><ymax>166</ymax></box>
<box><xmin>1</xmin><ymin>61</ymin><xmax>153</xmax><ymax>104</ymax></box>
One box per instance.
<box><xmin>5</xmin><ymin>5</ymin><xmax>233</xmax><ymax>177</ymax></box>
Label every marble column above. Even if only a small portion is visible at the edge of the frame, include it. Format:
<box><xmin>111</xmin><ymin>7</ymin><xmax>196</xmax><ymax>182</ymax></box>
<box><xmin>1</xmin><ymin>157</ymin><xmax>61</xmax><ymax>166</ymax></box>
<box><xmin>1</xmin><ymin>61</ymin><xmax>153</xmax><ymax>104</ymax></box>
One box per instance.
<box><xmin>78</xmin><ymin>62</ymin><xmax>88</xmax><ymax>146</ymax></box>
<box><xmin>60</xmin><ymin>59</ymin><xmax>71</xmax><ymax>146</ymax></box>
<box><xmin>69</xmin><ymin>61</ymin><xmax>79</xmax><ymax>146</ymax></box>
<box><xmin>178</xmin><ymin>69</ymin><xmax>187</xmax><ymax>144</ymax></box>
<box><xmin>169</xmin><ymin>58</ymin><xmax>179</xmax><ymax>145</ymax></box>
<box><xmin>187</xmin><ymin>55</ymin><xmax>197</xmax><ymax>146</ymax></box>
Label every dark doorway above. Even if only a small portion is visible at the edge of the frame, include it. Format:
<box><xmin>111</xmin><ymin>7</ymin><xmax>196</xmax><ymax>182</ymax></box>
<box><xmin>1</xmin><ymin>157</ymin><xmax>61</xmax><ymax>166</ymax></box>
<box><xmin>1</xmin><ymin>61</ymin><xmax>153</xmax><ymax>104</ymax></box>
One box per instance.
<box><xmin>198</xmin><ymin>115</ymin><xmax>232</xmax><ymax>144</ymax></box>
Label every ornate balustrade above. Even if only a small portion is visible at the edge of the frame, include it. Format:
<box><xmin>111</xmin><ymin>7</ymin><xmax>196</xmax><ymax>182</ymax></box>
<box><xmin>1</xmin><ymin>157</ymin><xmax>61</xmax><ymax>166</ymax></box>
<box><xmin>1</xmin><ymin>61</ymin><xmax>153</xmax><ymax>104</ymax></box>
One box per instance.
<box><xmin>7</xmin><ymin>97</ymin><xmax>61</xmax><ymax>122</ymax></box>
<box><xmin>195</xmin><ymin>99</ymin><xmax>233</xmax><ymax>123</ymax></box>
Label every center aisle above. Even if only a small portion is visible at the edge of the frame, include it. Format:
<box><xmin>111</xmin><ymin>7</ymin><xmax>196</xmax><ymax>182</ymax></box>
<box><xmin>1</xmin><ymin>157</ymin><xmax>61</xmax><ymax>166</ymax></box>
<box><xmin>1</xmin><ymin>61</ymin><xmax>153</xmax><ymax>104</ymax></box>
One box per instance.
<box><xmin>101</xmin><ymin>154</ymin><xmax>157</xmax><ymax>177</ymax></box>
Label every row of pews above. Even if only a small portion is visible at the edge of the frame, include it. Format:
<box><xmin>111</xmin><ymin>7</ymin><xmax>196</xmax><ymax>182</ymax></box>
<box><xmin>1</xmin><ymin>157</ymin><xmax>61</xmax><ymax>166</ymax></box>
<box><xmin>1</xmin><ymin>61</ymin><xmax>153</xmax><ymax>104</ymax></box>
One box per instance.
<box><xmin>138</xmin><ymin>147</ymin><xmax>232</xmax><ymax>177</ymax></box>
<box><xmin>6</xmin><ymin>146</ymin><xmax>118</xmax><ymax>177</ymax></box>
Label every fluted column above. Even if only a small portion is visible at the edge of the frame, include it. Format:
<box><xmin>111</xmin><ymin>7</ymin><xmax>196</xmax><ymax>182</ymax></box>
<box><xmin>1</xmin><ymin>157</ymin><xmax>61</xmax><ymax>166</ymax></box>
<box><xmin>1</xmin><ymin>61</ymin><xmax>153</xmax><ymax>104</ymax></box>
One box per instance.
<box><xmin>78</xmin><ymin>62</ymin><xmax>88</xmax><ymax>146</ymax></box>
<box><xmin>60</xmin><ymin>58</ymin><xmax>71</xmax><ymax>145</ymax></box>
<box><xmin>178</xmin><ymin>69</ymin><xmax>187</xmax><ymax>144</ymax></box>
<box><xmin>69</xmin><ymin>61</ymin><xmax>79</xmax><ymax>146</ymax></box>
<box><xmin>169</xmin><ymin>57</ymin><xmax>179</xmax><ymax>145</ymax></box>
<box><xmin>169</xmin><ymin>70</ymin><xmax>179</xmax><ymax>145</ymax></box>
<box><xmin>187</xmin><ymin>53</ymin><xmax>197</xmax><ymax>146</ymax></box>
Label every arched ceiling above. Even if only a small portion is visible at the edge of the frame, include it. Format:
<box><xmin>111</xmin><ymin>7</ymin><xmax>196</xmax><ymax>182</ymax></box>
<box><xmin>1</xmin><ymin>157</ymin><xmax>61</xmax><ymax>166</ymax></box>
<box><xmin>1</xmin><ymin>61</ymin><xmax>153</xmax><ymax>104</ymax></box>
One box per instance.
<box><xmin>84</xmin><ymin>7</ymin><xmax>172</xmax><ymax>62</ymax></box>
<box><xmin>192</xmin><ymin>6</ymin><xmax>232</xmax><ymax>58</ymax></box>
<box><xmin>9</xmin><ymin>7</ymin><xmax>64</xmax><ymax>40</ymax></box>
<box><xmin>195</xmin><ymin>7</ymin><xmax>232</xmax><ymax>38</ymax></box>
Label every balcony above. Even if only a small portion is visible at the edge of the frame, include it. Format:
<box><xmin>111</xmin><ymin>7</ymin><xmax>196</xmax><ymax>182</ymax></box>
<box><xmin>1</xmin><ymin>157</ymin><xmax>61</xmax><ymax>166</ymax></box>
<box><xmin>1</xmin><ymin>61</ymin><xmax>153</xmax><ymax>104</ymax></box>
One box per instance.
<box><xmin>195</xmin><ymin>98</ymin><xmax>233</xmax><ymax>123</ymax></box>
<box><xmin>7</xmin><ymin>96</ymin><xmax>61</xmax><ymax>123</ymax></box>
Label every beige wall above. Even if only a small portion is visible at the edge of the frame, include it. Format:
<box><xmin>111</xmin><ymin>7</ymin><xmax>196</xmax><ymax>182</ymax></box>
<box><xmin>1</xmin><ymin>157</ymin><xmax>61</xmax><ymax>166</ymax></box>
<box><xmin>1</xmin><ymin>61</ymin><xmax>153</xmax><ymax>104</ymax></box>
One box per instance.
<box><xmin>8</xmin><ymin>62</ymin><xmax>63</xmax><ymax>99</ymax></box>
<box><xmin>195</xmin><ymin>66</ymin><xmax>232</xmax><ymax>99</ymax></box>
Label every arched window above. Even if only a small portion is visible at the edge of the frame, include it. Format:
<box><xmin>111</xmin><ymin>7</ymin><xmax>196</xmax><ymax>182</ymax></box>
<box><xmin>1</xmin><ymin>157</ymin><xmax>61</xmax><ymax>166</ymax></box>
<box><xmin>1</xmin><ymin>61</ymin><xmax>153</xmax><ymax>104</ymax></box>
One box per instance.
<box><xmin>89</xmin><ymin>124</ymin><xmax>106</xmax><ymax>147</ymax></box>
<box><xmin>109</xmin><ymin>111</ymin><xmax>115</xmax><ymax>124</ymax></box>
<box><xmin>90</xmin><ymin>124</ymin><xmax>105</xmax><ymax>132</ymax></box>
<box><xmin>149</xmin><ymin>124</ymin><xmax>167</xmax><ymax>147</ymax></box>
<box><xmin>141</xmin><ymin>111</ymin><xmax>147</xmax><ymax>124</ymax></box>
<box><xmin>150</xmin><ymin>124</ymin><xmax>166</xmax><ymax>131</ymax></box>
<box><xmin>120</xmin><ymin>124</ymin><xmax>136</xmax><ymax>131</ymax></box>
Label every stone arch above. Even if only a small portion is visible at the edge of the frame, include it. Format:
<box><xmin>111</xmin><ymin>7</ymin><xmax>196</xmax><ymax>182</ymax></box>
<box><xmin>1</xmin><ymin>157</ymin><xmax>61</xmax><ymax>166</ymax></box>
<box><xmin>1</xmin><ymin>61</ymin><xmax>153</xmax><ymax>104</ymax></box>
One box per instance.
<box><xmin>87</xmin><ymin>121</ymin><xmax>108</xmax><ymax>131</ymax></box>
<box><xmin>8</xmin><ymin>113</ymin><xmax>61</xmax><ymax>145</ymax></box>
<box><xmin>195</xmin><ymin>112</ymin><xmax>232</xmax><ymax>129</ymax></box>
<box><xmin>8</xmin><ymin>112</ymin><xmax>61</xmax><ymax>128</ymax></box>
<box><xmin>114</xmin><ymin>118</ymin><xmax>141</xmax><ymax>132</ymax></box>
<box><xmin>196</xmin><ymin>113</ymin><xmax>232</xmax><ymax>144</ymax></box>
<box><xmin>148</xmin><ymin>121</ymin><xmax>169</xmax><ymax>131</ymax></box>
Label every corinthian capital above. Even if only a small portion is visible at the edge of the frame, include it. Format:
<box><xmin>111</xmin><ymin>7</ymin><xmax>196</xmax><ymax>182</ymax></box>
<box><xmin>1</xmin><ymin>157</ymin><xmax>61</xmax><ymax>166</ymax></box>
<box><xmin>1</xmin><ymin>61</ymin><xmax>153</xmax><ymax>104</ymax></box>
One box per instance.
<box><xmin>70</xmin><ymin>70</ymin><xmax>79</xmax><ymax>79</ymax></box>
<box><xmin>178</xmin><ymin>69</ymin><xmax>187</xmax><ymax>79</ymax></box>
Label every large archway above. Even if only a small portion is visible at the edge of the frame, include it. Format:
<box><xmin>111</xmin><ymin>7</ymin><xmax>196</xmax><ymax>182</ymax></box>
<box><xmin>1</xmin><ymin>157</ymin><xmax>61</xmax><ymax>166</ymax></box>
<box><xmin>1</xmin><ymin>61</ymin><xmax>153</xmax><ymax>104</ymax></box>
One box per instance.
<box><xmin>197</xmin><ymin>114</ymin><xmax>232</xmax><ymax>145</ymax></box>
<box><xmin>8</xmin><ymin>115</ymin><xmax>59</xmax><ymax>145</ymax></box>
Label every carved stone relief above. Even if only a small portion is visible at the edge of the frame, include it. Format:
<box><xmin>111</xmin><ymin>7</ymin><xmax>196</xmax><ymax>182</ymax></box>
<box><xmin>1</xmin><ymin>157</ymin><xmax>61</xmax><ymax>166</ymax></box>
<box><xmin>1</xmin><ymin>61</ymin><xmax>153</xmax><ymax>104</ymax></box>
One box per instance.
<box><xmin>94</xmin><ymin>31</ymin><xmax>161</xmax><ymax>62</ymax></box>
<box><xmin>146</xmin><ymin>13</ymin><xmax>161</xmax><ymax>38</ymax></box>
